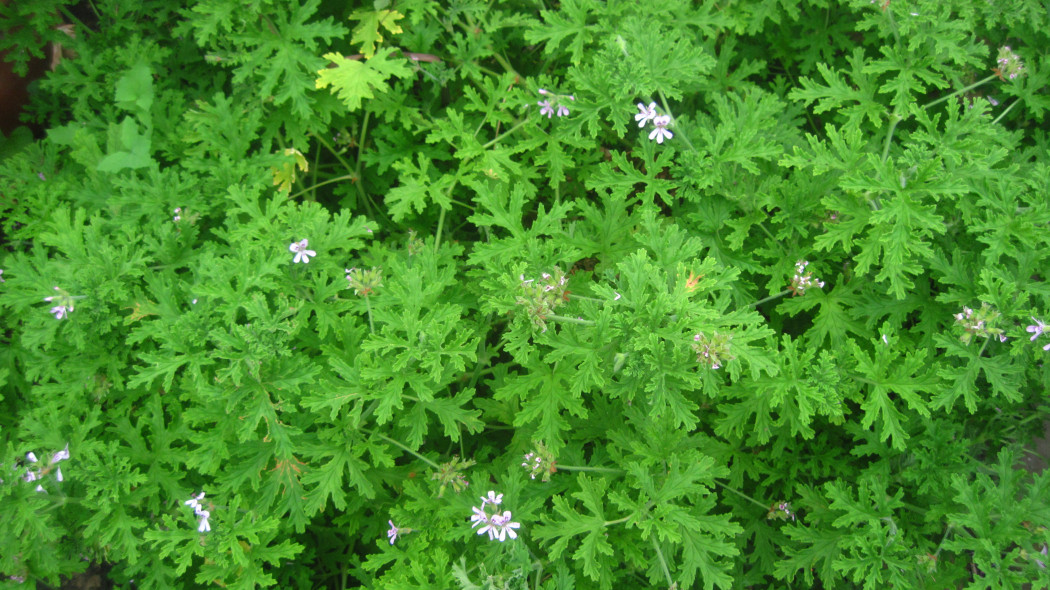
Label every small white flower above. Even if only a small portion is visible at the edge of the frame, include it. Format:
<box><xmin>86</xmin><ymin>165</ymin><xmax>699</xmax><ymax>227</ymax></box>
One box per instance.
<box><xmin>635</xmin><ymin>102</ymin><xmax>657</xmax><ymax>127</ymax></box>
<box><xmin>197</xmin><ymin>510</ymin><xmax>211</xmax><ymax>533</ymax></box>
<box><xmin>289</xmin><ymin>239</ymin><xmax>316</xmax><ymax>264</ymax></box>
<box><xmin>387</xmin><ymin>520</ymin><xmax>401</xmax><ymax>545</ymax></box>
<box><xmin>50</xmin><ymin>305</ymin><xmax>71</xmax><ymax>320</ymax></box>
<box><xmin>648</xmin><ymin>115</ymin><xmax>673</xmax><ymax>143</ymax></box>
<box><xmin>0</xmin><ymin>269</ymin><xmax>5</xmax><ymax>283</ymax></box>
<box><xmin>537</xmin><ymin>100</ymin><xmax>555</xmax><ymax>118</ymax></box>
<box><xmin>470</xmin><ymin>505</ymin><xmax>489</xmax><ymax>528</ymax></box>
<box><xmin>556</xmin><ymin>104</ymin><xmax>570</xmax><ymax>117</ymax></box>
<box><xmin>613</xmin><ymin>292</ymin><xmax>621</xmax><ymax>301</ymax></box>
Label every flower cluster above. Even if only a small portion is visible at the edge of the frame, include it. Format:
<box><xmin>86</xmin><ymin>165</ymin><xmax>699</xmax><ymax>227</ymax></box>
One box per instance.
<box><xmin>23</xmin><ymin>443</ymin><xmax>70</xmax><ymax>492</ymax></box>
<box><xmin>184</xmin><ymin>492</ymin><xmax>212</xmax><ymax>533</ymax></box>
<box><xmin>996</xmin><ymin>46</ymin><xmax>1026</xmax><ymax>80</ymax></box>
<box><xmin>515</xmin><ymin>267</ymin><xmax>569</xmax><ymax>333</ymax></box>
<box><xmin>289</xmin><ymin>239</ymin><xmax>316</xmax><ymax>264</ymax></box>
<box><xmin>789</xmin><ymin>260</ymin><xmax>825</xmax><ymax>296</ymax></box>
<box><xmin>692</xmin><ymin>331</ymin><xmax>734</xmax><ymax>370</ymax></box>
<box><xmin>953</xmin><ymin>303</ymin><xmax>1007</xmax><ymax>345</ymax></box>
<box><xmin>431</xmin><ymin>455</ymin><xmax>474</xmax><ymax>497</ymax></box>
<box><xmin>1026</xmin><ymin>317</ymin><xmax>1050</xmax><ymax>351</ymax></box>
<box><xmin>345</xmin><ymin>266</ymin><xmax>383</xmax><ymax>296</ymax></box>
<box><xmin>521</xmin><ymin>441</ymin><xmax>557</xmax><ymax>482</ymax></box>
<box><xmin>635</xmin><ymin>102</ymin><xmax>673</xmax><ymax>144</ymax></box>
<box><xmin>767</xmin><ymin>501</ymin><xmax>797</xmax><ymax>522</ymax></box>
<box><xmin>470</xmin><ymin>491</ymin><xmax>520</xmax><ymax>542</ymax></box>
<box><xmin>43</xmin><ymin>286</ymin><xmax>77</xmax><ymax>320</ymax></box>
<box><xmin>536</xmin><ymin>88</ymin><xmax>574</xmax><ymax>118</ymax></box>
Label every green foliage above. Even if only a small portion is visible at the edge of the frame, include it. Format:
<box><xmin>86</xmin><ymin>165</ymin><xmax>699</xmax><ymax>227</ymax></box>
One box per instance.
<box><xmin>2</xmin><ymin>0</ymin><xmax>1050</xmax><ymax>588</ymax></box>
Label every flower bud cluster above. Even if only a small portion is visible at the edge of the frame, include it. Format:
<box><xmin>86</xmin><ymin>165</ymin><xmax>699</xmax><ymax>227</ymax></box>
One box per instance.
<box><xmin>430</xmin><ymin>455</ymin><xmax>474</xmax><ymax>498</ymax></box>
<box><xmin>692</xmin><ymin>331</ymin><xmax>734</xmax><ymax>370</ymax></box>
<box><xmin>996</xmin><ymin>46</ymin><xmax>1026</xmax><ymax>80</ymax></box>
<box><xmin>345</xmin><ymin>266</ymin><xmax>383</xmax><ymax>296</ymax></box>
<box><xmin>515</xmin><ymin>267</ymin><xmax>569</xmax><ymax>333</ymax></box>
<box><xmin>953</xmin><ymin>303</ymin><xmax>1007</xmax><ymax>345</ymax></box>
<box><xmin>767</xmin><ymin>501</ymin><xmax>797</xmax><ymax>522</ymax></box>
<box><xmin>521</xmin><ymin>441</ymin><xmax>557</xmax><ymax>482</ymax></box>
<box><xmin>470</xmin><ymin>491</ymin><xmax>521</xmax><ymax>542</ymax></box>
<box><xmin>790</xmin><ymin>260</ymin><xmax>825</xmax><ymax>296</ymax></box>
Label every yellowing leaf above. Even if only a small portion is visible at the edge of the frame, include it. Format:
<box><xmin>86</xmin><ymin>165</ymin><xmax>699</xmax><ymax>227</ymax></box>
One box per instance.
<box><xmin>271</xmin><ymin>148</ymin><xmax>308</xmax><ymax>193</ymax></box>
<box><xmin>348</xmin><ymin>9</ymin><xmax>404</xmax><ymax>59</ymax></box>
<box><xmin>315</xmin><ymin>48</ymin><xmax>412</xmax><ymax>112</ymax></box>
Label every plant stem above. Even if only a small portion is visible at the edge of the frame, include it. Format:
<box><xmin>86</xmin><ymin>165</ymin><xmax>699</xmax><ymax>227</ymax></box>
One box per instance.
<box><xmin>434</xmin><ymin>206</ymin><xmax>447</xmax><ymax>253</ymax></box>
<box><xmin>651</xmin><ymin>537</ymin><xmax>675</xmax><ymax>588</ymax></box>
<box><xmin>658</xmin><ymin>90</ymin><xmax>697</xmax><ymax>152</ymax></box>
<box><xmin>713</xmin><ymin>479</ymin><xmax>769</xmax><ymax>510</ymax></box>
<box><xmin>923</xmin><ymin>74</ymin><xmax>999</xmax><ymax>109</ymax></box>
<box><xmin>365</xmin><ymin>295</ymin><xmax>375</xmax><ymax>334</ymax></box>
<box><xmin>288</xmin><ymin>174</ymin><xmax>356</xmax><ymax>199</ymax></box>
<box><xmin>556</xmin><ymin>464</ymin><xmax>624</xmax><ymax>474</ymax></box>
<box><xmin>881</xmin><ymin>111</ymin><xmax>902</xmax><ymax>163</ymax></box>
<box><xmin>482</xmin><ymin>118</ymin><xmax>530</xmax><ymax>149</ymax></box>
<box><xmin>364</xmin><ymin>429</ymin><xmax>440</xmax><ymax>469</ymax></box>
<box><xmin>752</xmin><ymin>289</ymin><xmax>793</xmax><ymax>307</ymax></box>
<box><xmin>603</xmin><ymin>514</ymin><xmax>631</xmax><ymax>527</ymax></box>
<box><xmin>568</xmin><ymin>294</ymin><xmax>605</xmax><ymax>304</ymax></box>
<box><xmin>991</xmin><ymin>99</ymin><xmax>1019</xmax><ymax>125</ymax></box>
<box><xmin>546</xmin><ymin>314</ymin><xmax>596</xmax><ymax>326</ymax></box>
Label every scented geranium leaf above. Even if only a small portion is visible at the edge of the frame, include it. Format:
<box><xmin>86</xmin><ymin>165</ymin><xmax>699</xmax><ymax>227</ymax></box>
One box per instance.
<box><xmin>789</xmin><ymin>50</ymin><xmax>884</xmax><ymax>131</ymax></box>
<box><xmin>534</xmin><ymin>475</ymin><xmax>616</xmax><ymax>584</ymax></box>
<box><xmin>348</xmin><ymin>8</ymin><xmax>404</xmax><ymax>59</ymax></box>
<box><xmin>524</xmin><ymin>0</ymin><xmax>610</xmax><ymax>65</ymax></box>
<box><xmin>386</xmin><ymin>153</ymin><xmax>456</xmax><ymax>221</ymax></box>
<box><xmin>944</xmin><ymin>450</ymin><xmax>1050</xmax><ymax>588</ymax></box>
<box><xmin>97</xmin><ymin>117</ymin><xmax>153</xmax><ymax>172</ymax></box>
<box><xmin>585</xmin><ymin>146</ymin><xmax>677</xmax><ymax>206</ymax></box>
<box><xmin>931</xmin><ymin>333</ymin><xmax>1023</xmax><ymax>413</ymax></box>
<box><xmin>497</xmin><ymin>355</ymin><xmax>587</xmax><ymax>452</ymax></box>
<box><xmin>302</xmin><ymin>433</ymin><xmax>377</xmax><ymax>513</ymax></box>
<box><xmin>316</xmin><ymin>47</ymin><xmax>412</xmax><ymax>112</ymax></box>
<box><xmin>225</xmin><ymin>0</ymin><xmax>345</xmax><ymax>120</ymax></box>
<box><xmin>850</xmin><ymin>339</ymin><xmax>936</xmax><ymax>450</ymax></box>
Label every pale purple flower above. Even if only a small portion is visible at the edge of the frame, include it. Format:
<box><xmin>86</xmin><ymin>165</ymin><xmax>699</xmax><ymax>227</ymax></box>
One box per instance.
<box><xmin>489</xmin><ymin>510</ymin><xmax>520</xmax><ymax>541</ymax></box>
<box><xmin>537</xmin><ymin>100</ymin><xmax>555</xmax><ymax>118</ymax></box>
<box><xmin>50</xmin><ymin>305</ymin><xmax>71</xmax><ymax>320</ymax></box>
<box><xmin>173</xmin><ymin>207</ymin><xmax>182</xmax><ymax>223</ymax></box>
<box><xmin>387</xmin><ymin>520</ymin><xmax>401</xmax><ymax>545</ymax></box>
<box><xmin>0</xmin><ymin>269</ymin><xmax>5</xmax><ymax>283</ymax></box>
<box><xmin>481</xmin><ymin>490</ymin><xmax>503</xmax><ymax>507</ymax></box>
<box><xmin>289</xmin><ymin>239</ymin><xmax>316</xmax><ymax>264</ymax></box>
<box><xmin>648</xmin><ymin>115</ymin><xmax>673</xmax><ymax>143</ymax></box>
<box><xmin>470</xmin><ymin>505</ymin><xmax>489</xmax><ymax>528</ymax></box>
<box><xmin>635</xmin><ymin>102</ymin><xmax>657</xmax><ymax>127</ymax></box>
<box><xmin>556</xmin><ymin>104</ymin><xmax>570</xmax><ymax>117</ymax></box>
<box><xmin>1026</xmin><ymin>318</ymin><xmax>1048</xmax><ymax>341</ymax></box>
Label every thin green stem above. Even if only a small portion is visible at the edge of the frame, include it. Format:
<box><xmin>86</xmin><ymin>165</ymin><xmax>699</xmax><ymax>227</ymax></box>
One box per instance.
<box><xmin>363</xmin><ymin>429</ymin><xmax>440</xmax><ymax>469</ymax></box>
<box><xmin>288</xmin><ymin>174</ymin><xmax>356</xmax><ymax>199</ymax></box>
<box><xmin>658</xmin><ymin>90</ymin><xmax>697</xmax><ymax>153</ymax></box>
<box><xmin>651</xmin><ymin>537</ymin><xmax>675</xmax><ymax>588</ymax></box>
<box><xmin>603</xmin><ymin>514</ymin><xmax>631</xmax><ymax>527</ymax></box>
<box><xmin>482</xmin><ymin>118</ymin><xmax>530</xmax><ymax>149</ymax></box>
<box><xmin>434</xmin><ymin>206</ymin><xmax>447</xmax><ymax>253</ymax></box>
<box><xmin>752</xmin><ymin>289</ymin><xmax>793</xmax><ymax>307</ymax></box>
<box><xmin>568</xmin><ymin>294</ymin><xmax>605</xmax><ymax>304</ymax></box>
<box><xmin>365</xmin><ymin>295</ymin><xmax>375</xmax><ymax>334</ymax></box>
<box><xmin>713</xmin><ymin>479</ymin><xmax>769</xmax><ymax>510</ymax></box>
<box><xmin>556</xmin><ymin>464</ymin><xmax>624</xmax><ymax>474</ymax></box>
<box><xmin>881</xmin><ymin>111</ymin><xmax>903</xmax><ymax>163</ymax></box>
<box><xmin>991</xmin><ymin>99</ymin><xmax>1019</xmax><ymax>125</ymax></box>
<box><xmin>923</xmin><ymin>74</ymin><xmax>999</xmax><ymax>109</ymax></box>
<box><xmin>546</xmin><ymin>314</ymin><xmax>596</xmax><ymax>326</ymax></box>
